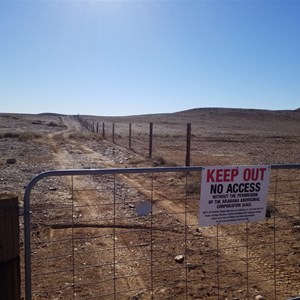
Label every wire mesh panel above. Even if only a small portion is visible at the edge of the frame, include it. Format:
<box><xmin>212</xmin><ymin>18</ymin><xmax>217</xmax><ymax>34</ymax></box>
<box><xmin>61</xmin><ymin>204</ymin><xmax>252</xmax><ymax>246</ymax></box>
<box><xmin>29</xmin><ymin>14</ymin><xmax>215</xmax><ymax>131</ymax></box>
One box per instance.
<box><xmin>23</xmin><ymin>165</ymin><xmax>300</xmax><ymax>300</ymax></box>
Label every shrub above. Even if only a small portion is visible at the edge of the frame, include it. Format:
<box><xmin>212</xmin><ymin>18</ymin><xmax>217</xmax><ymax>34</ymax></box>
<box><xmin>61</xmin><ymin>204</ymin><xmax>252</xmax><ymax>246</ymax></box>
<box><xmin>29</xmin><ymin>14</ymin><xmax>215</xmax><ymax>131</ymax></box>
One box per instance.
<box><xmin>186</xmin><ymin>174</ymin><xmax>200</xmax><ymax>194</ymax></box>
<box><xmin>18</xmin><ymin>132</ymin><xmax>43</xmax><ymax>142</ymax></box>
<box><xmin>151</xmin><ymin>156</ymin><xmax>177</xmax><ymax>167</ymax></box>
<box><xmin>48</xmin><ymin>121</ymin><xmax>58</xmax><ymax>127</ymax></box>
<box><xmin>68</xmin><ymin>132</ymin><xmax>102</xmax><ymax>142</ymax></box>
<box><xmin>186</xmin><ymin>181</ymin><xmax>200</xmax><ymax>194</ymax></box>
<box><xmin>152</xmin><ymin>156</ymin><xmax>167</xmax><ymax>167</ymax></box>
<box><xmin>32</xmin><ymin>120</ymin><xmax>44</xmax><ymax>125</ymax></box>
<box><xmin>3</xmin><ymin>132</ymin><xmax>20</xmax><ymax>138</ymax></box>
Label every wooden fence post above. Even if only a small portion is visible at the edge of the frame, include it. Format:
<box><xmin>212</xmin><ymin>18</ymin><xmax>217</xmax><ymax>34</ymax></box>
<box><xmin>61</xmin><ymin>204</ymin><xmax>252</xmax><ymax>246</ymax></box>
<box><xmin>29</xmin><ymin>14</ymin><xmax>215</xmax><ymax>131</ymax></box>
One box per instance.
<box><xmin>129</xmin><ymin>123</ymin><xmax>132</xmax><ymax>150</ymax></box>
<box><xmin>0</xmin><ymin>194</ymin><xmax>20</xmax><ymax>300</ymax></box>
<box><xmin>186</xmin><ymin>123</ymin><xmax>191</xmax><ymax>166</ymax></box>
<box><xmin>96</xmin><ymin>122</ymin><xmax>99</xmax><ymax>134</ymax></box>
<box><xmin>112</xmin><ymin>123</ymin><xmax>115</xmax><ymax>143</ymax></box>
<box><xmin>149</xmin><ymin>122</ymin><xmax>153</xmax><ymax>158</ymax></box>
<box><xmin>102</xmin><ymin>122</ymin><xmax>105</xmax><ymax>139</ymax></box>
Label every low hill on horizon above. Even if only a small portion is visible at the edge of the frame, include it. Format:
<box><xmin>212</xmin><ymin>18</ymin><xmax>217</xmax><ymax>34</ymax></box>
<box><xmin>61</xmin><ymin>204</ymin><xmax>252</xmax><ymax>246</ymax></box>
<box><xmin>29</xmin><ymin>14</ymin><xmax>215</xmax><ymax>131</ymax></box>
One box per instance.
<box><xmin>1</xmin><ymin>107</ymin><xmax>299</xmax><ymax>118</ymax></box>
<box><xmin>79</xmin><ymin>106</ymin><xmax>299</xmax><ymax>119</ymax></box>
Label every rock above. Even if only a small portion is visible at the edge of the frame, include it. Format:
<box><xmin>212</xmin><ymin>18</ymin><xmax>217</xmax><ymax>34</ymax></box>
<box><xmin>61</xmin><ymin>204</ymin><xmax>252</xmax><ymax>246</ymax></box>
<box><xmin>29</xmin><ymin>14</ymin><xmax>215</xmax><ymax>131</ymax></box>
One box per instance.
<box><xmin>186</xmin><ymin>263</ymin><xmax>198</xmax><ymax>270</ymax></box>
<box><xmin>6</xmin><ymin>158</ymin><xmax>16</xmax><ymax>164</ymax></box>
<box><xmin>194</xmin><ymin>227</ymin><xmax>202</xmax><ymax>236</ymax></box>
<box><xmin>293</xmin><ymin>225</ymin><xmax>300</xmax><ymax>231</ymax></box>
<box><xmin>255</xmin><ymin>295</ymin><xmax>265</xmax><ymax>300</ymax></box>
<box><xmin>175</xmin><ymin>255</ymin><xmax>184</xmax><ymax>263</ymax></box>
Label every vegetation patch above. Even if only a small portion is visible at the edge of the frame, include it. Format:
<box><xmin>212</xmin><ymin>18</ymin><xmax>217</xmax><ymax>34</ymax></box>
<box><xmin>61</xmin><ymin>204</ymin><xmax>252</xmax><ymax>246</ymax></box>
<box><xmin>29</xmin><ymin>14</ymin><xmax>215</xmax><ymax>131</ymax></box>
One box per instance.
<box><xmin>186</xmin><ymin>174</ymin><xmax>200</xmax><ymax>194</ymax></box>
<box><xmin>68</xmin><ymin>132</ymin><xmax>102</xmax><ymax>142</ymax></box>
<box><xmin>48</xmin><ymin>121</ymin><xmax>58</xmax><ymax>127</ymax></box>
<box><xmin>0</xmin><ymin>131</ymin><xmax>43</xmax><ymax>141</ymax></box>
<box><xmin>32</xmin><ymin>120</ymin><xmax>44</xmax><ymax>125</ymax></box>
<box><xmin>18</xmin><ymin>132</ymin><xmax>43</xmax><ymax>142</ymax></box>
<box><xmin>151</xmin><ymin>155</ymin><xmax>177</xmax><ymax>167</ymax></box>
<box><xmin>2</xmin><ymin>132</ymin><xmax>20</xmax><ymax>139</ymax></box>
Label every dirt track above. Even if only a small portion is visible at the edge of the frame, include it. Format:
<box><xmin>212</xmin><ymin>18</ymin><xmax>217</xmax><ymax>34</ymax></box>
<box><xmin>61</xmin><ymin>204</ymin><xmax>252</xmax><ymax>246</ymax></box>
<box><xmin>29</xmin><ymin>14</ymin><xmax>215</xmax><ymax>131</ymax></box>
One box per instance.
<box><xmin>0</xmin><ymin>109</ymin><xmax>299</xmax><ymax>299</ymax></box>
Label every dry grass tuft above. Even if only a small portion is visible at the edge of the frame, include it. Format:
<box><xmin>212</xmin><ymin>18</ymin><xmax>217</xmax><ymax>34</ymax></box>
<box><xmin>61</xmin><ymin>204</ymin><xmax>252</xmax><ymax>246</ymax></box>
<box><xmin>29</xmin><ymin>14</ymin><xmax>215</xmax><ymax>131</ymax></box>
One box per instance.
<box><xmin>2</xmin><ymin>132</ymin><xmax>20</xmax><ymax>138</ymax></box>
<box><xmin>48</xmin><ymin>121</ymin><xmax>58</xmax><ymax>127</ymax></box>
<box><xmin>0</xmin><ymin>131</ymin><xmax>43</xmax><ymax>141</ymax></box>
<box><xmin>18</xmin><ymin>132</ymin><xmax>44</xmax><ymax>142</ymax></box>
<box><xmin>68</xmin><ymin>132</ymin><xmax>102</xmax><ymax>142</ymax></box>
<box><xmin>151</xmin><ymin>155</ymin><xmax>177</xmax><ymax>167</ymax></box>
<box><xmin>186</xmin><ymin>173</ymin><xmax>200</xmax><ymax>194</ymax></box>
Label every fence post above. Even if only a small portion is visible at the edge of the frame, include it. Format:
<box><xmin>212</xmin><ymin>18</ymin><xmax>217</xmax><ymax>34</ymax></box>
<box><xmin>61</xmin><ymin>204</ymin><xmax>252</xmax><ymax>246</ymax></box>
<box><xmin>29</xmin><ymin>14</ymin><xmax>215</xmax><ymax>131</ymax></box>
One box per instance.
<box><xmin>112</xmin><ymin>123</ymin><xmax>115</xmax><ymax>143</ymax></box>
<box><xmin>149</xmin><ymin>122</ymin><xmax>153</xmax><ymax>158</ymax></box>
<box><xmin>0</xmin><ymin>194</ymin><xmax>20</xmax><ymax>300</ymax></box>
<box><xmin>102</xmin><ymin>122</ymin><xmax>105</xmax><ymax>139</ymax></box>
<box><xmin>129</xmin><ymin>123</ymin><xmax>132</xmax><ymax>150</ymax></box>
<box><xmin>97</xmin><ymin>122</ymin><xmax>99</xmax><ymax>134</ymax></box>
<box><xmin>186</xmin><ymin>123</ymin><xmax>191</xmax><ymax>166</ymax></box>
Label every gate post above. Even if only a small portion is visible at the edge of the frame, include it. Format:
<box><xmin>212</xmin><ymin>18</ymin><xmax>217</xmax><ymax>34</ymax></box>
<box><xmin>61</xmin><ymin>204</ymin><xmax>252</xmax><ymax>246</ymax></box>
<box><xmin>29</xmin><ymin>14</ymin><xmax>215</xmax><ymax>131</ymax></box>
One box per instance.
<box><xmin>0</xmin><ymin>194</ymin><xmax>20</xmax><ymax>300</ymax></box>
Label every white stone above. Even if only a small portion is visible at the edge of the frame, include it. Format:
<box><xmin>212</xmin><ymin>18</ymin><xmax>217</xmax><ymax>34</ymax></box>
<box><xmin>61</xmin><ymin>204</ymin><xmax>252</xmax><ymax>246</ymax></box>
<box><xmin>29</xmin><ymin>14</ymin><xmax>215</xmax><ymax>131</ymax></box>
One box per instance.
<box><xmin>175</xmin><ymin>254</ymin><xmax>184</xmax><ymax>263</ymax></box>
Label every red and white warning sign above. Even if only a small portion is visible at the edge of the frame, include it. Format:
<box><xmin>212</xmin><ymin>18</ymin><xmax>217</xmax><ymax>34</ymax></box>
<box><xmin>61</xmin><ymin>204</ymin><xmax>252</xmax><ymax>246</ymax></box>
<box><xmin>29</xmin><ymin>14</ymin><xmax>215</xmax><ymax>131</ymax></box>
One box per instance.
<box><xmin>199</xmin><ymin>165</ymin><xmax>271</xmax><ymax>226</ymax></box>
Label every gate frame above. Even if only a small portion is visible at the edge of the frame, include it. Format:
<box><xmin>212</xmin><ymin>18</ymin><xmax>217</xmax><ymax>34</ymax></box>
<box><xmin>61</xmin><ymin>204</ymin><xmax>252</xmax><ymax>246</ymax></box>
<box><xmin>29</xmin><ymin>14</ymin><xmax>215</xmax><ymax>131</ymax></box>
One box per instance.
<box><xmin>23</xmin><ymin>164</ymin><xmax>300</xmax><ymax>300</ymax></box>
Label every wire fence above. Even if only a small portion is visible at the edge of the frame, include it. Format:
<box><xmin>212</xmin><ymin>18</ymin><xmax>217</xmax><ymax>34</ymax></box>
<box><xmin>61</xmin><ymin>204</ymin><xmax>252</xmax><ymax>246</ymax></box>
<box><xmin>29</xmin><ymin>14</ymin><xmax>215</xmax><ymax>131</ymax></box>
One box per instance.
<box><xmin>22</xmin><ymin>165</ymin><xmax>300</xmax><ymax>300</ymax></box>
<box><xmin>78</xmin><ymin>117</ymin><xmax>191</xmax><ymax>165</ymax></box>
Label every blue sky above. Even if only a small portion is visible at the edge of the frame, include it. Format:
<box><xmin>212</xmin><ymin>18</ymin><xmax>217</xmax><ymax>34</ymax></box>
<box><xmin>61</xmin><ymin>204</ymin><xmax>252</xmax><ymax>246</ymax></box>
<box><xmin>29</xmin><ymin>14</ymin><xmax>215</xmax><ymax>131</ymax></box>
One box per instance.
<box><xmin>0</xmin><ymin>0</ymin><xmax>299</xmax><ymax>116</ymax></box>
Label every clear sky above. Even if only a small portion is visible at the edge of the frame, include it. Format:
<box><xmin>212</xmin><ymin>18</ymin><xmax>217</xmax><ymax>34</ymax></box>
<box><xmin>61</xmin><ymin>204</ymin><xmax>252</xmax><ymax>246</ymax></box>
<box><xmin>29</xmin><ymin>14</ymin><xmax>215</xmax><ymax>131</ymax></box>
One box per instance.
<box><xmin>0</xmin><ymin>0</ymin><xmax>299</xmax><ymax>116</ymax></box>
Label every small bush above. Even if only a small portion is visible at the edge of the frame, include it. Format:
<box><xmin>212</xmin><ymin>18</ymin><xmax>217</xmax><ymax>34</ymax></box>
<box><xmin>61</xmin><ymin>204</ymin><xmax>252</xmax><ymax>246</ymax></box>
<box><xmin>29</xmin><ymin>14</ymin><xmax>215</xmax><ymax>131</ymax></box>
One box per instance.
<box><xmin>0</xmin><ymin>130</ymin><xmax>43</xmax><ymax>141</ymax></box>
<box><xmin>152</xmin><ymin>156</ymin><xmax>167</xmax><ymax>167</ymax></box>
<box><xmin>68</xmin><ymin>132</ymin><xmax>88</xmax><ymax>140</ymax></box>
<box><xmin>3</xmin><ymin>132</ymin><xmax>20</xmax><ymax>138</ymax></box>
<box><xmin>48</xmin><ymin>121</ymin><xmax>58</xmax><ymax>127</ymax></box>
<box><xmin>151</xmin><ymin>156</ymin><xmax>177</xmax><ymax>167</ymax></box>
<box><xmin>186</xmin><ymin>174</ymin><xmax>200</xmax><ymax>194</ymax></box>
<box><xmin>186</xmin><ymin>181</ymin><xmax>200</xmax><ymax>194</ymax></box>
<box><xmin>6</xmin><ymin>158</ymin><xmax>17</xmax><ymax>164</ymax></box>
<box><xmin>68</xmin><ymin>132</ymin><xmax>102</xmax><ymax>142</ymax></box>
<box><xmin>32</xmin><ymin>120</ymin><xmax>44</xmax><ymax>125</ymax></box>
<box><xmin>18</xmin><ymin>132</ymin><xmax>43</xmax><ymax>142</ymax></box>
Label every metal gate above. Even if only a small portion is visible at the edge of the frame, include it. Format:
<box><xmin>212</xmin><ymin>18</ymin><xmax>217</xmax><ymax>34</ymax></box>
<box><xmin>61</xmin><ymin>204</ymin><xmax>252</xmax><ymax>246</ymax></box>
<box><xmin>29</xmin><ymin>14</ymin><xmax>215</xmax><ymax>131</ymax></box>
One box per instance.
<box><xmin>23</xmin><ymin>165</ymin><xmax>300</xmax><ymax>300</ymax></box>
